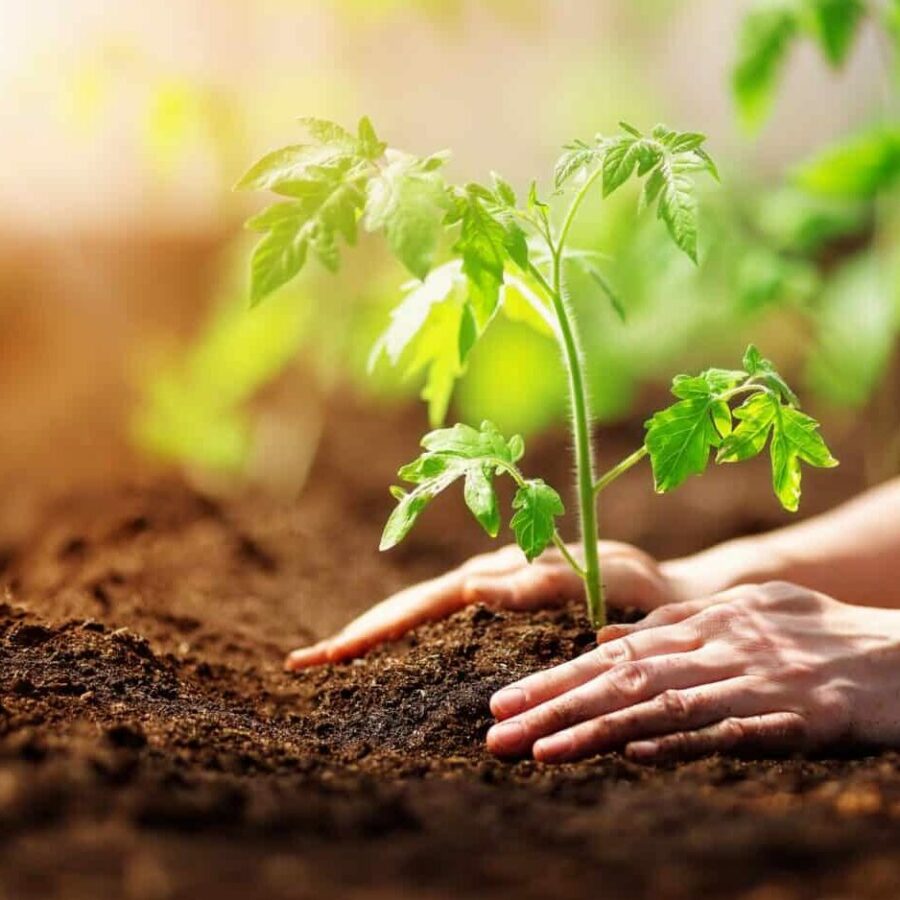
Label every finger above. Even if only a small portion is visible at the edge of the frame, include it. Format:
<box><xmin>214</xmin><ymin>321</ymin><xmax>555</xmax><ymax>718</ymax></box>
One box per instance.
<box><xmin>284</xmin><ymin>570</ymin><xmax>469</xmax><ymax>670</ymax></box>
<box><xmin>463</xmin><ymin>561</ymin><xmax>583</xmax><ymax>611</ymax></box>
<box><xmin>490</xmin><ymin>620</ymin><xmax>705</xmax><ymax>721</ymax></box>
<box><xmin>488</xmin><ymin>645</ymin><xmax>734</xmax><ymax>757</ymax></box>
<box><xmin>625</xmin><ymin>711</ymin><xmax>809</xmax><ymax>762</ymax></box>
<box><xmin>284</xmin><ymin>641</ymin><xmax>331</xmax><ymax>670</ymax></box>
<box><xmin>601</xmin><ymin>551</ymin><xmax>672</xmax><ymax>612</ymax></box>
<box><xmin>531</xmin><ymin>675</ymin><xmax>768</xmax><ymax>762</ymax></box>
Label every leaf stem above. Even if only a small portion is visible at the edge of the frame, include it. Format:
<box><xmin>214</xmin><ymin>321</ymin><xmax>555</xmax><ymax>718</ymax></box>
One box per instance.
<box><xmin>593</xmin><ymin>445</ymin><xmax>649</xmax><ymax>497</ymax></box>
<box><xmin>552</xmin><ymin>534</ymin><xmax>586</xmax><ymax>578</ymax></box>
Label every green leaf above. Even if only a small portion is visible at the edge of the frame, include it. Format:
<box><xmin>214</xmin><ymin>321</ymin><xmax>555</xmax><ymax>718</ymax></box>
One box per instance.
<box><xmin>453</xmin><ymin>192</ymin><xmax>517</xmax><ymax>326</ymax></box>
<box><xmin>743</xmin><ymin>344</ymin><xmax>800</xmax><ymax>405</ymax></box>
<box><xmin>464</xmin><ymin>465</ymin><xmax>500</xmax><ymax>537</ymax></box>
<box><xmin>510</xmin><ymin>480</ymin><xmax>565</xmax><ymax>562</ymax></box>
<box><xmin>491</xmin><ymin>171</ymin><xmax>517</xmax><ymax>207</ymax></box>
<box><xmin>381</xmin><ymin>420</ymin><xmax>527</xmax><ymax>549</ymax></box>
<box><xmin>795</xmin><ymin>126</ymin><xmax>900</xmax><ymax>199</ymax></box>
<box><xmin>806</xmin><ymin>0</ymin><xmax>865</xmax><ymax>66</ymax></box>
<box><xmin>554</xmin><ymin>142</ymin><xmax>601</xmax><ymax>189</ymax></box>
<box><xmin>603</xmin><ymin>136</ymin><xmax>656</xmax><ymax>197</ymax></box>
<box><xmin>421</xmin><ymin>419</ymin><xmax>517</xmax><ymax>462</ymax></box>
<box><xmin>732</xmin><ymin>3</ymin><xmax>799</xmax><ymax>131</ymax></box>
<box><xmin>298</xmin><ymin>117</ymin><xmax>356</xmax><ymax>145</ymax></box>
<box><xmin>357</xmin><ymin>116</ymin><xmax>387</xmax><ymax>160</ymax></box>
<box><xmin>364</xmin><ymin>151</ymin><xmax>451</xmax><ymax>279</ymax></box>
<box><xmin>592</xmin><ymin>123</ymin><xmax>716</xmax><ymax>262</ymax></box>
<box><xmin>716</xmin><ymin>392</ymin><xmax>777</xmax><ymax>463</ymax></box>
<box><xmin>246</xmin><ymin>175</ymin><xmax>366</xmax><ymax>304</ymax></box>
<box><xmin>719</xmin><ymin>393</ymin><xmax>838</xmax><ymax>512</ymax></box>
<box><xmin>235</xmin><ymin>143</ymin><xmax>359</xmax><ymax>194</ymax></box>
<box><xmin>644</xmin><ymin>396</ymin><xmax>725</xmax><ymax>492</ymax></box>
<box><xmin>656</xmin><ymin>152</ymin><xmax>700</xmax><ymax>263</ymax></box>
<box><xmin>380</xmin><ymin>490</ymin><xmax>433</xmax><ymax>550</ymax></box>
<box><xmin>368</xmin><ymin>263</ymin><xmax>471</xmax><ymax>425</ymax></box>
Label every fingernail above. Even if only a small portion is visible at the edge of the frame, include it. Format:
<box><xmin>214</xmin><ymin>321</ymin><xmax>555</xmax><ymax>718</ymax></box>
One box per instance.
<box><xmin>490</xmin><ymin>687</ymin><xmax>527</xmax><ymax>718</ymax></box>
<box><xmin>486</xmin><ymin>720</ymin><xmax>527</xmax><ymax>755</ymax></box>
<box><xmin>533</xmin><ymin>732</ymin><xmax>573</xmax><ymax>762</ymax></box>
<box><xmin>596</xmin><ymin>623</ymin><xmax>631</xmax><ymax>644</ymax></box>
<box><xmin>626</xmin><ymin>740</ymin><xmax>658</xmax><ymax>761</ymax></box>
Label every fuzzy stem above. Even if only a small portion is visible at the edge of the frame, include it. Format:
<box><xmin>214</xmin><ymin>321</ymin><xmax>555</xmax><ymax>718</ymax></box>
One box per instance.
<box><xmin>547</xmin><ymin>165</ymin><xmax>607</xmax><ymax>627</ymax></box>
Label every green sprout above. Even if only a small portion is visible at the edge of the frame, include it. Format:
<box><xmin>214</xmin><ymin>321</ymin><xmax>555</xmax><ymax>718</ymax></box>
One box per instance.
<box><xmin>236</xmin><ymin>116</ymin><xmax>837</xmax><ymax>628</ymax></box>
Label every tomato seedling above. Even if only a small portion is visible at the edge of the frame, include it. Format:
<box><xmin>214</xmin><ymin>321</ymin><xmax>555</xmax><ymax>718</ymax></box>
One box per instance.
<box><xmin>237</xmin><ymin>117</ymin><xmax>837</xmax><ymax>627</ymax></box>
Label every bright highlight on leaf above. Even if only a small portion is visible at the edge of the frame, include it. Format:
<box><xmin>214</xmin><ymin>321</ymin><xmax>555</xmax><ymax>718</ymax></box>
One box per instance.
<box><xmin>380</xmin><ymin>420</ymin><xmax>561</xmax><ymax>556</ymax></box>
<box><xmin>645</xmin><ymin>346</ymin><xmax>837</xmax><ymax>511</ymax></box>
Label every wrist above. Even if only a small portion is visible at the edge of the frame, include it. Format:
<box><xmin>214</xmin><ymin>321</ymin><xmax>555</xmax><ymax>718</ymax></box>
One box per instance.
<box><xmin>660</xmin><ymin>534</ymin><xmax>790</xmax><ymax>602</ymax></box>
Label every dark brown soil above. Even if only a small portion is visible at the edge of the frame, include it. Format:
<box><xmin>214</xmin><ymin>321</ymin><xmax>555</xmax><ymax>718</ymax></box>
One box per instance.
<box><xmin>1</xmin><ymin>402</ymin><xmax>898</xmax><ymax>900</ymax></box>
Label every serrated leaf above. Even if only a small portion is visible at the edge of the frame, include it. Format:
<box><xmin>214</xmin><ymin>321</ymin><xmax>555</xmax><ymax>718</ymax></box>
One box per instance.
<box><xmin>807</xmin><ymin>0</ymin><xmax>865</xmax><ymax>66</ymax></box>
<box><xmin>421</xmin><ymin>419</ymin><xmax>514</xmax><ymax>462</ymax></box>
<box><xmin>382</xmin><ymin>420</ymin><xmax>527</xmax><ymax>549</ymax></box>
<box><xmin>464</xmin><ymin>465</ymin><xmax>500</xmax><ymax>536</ymax></box>
<box><xmin>364</xmin><ymin>152</ymin><xmax>450</xmax><ymax>279</ymax></box>
<box><xmin>718</xmin><ymin>392</ymin><xmax>837</xmax><ymax>511</ymax></box>
<box><xmin>248</xmin><ymin>211</ymin><xmax>309</xmax><ymax>305</ymax></box>
<box><xmin>235</xmin><ymin>143</ymin><xmax>359</xmax><ymax>193</ymax></box>
<box><xmin>368</xmin><ymin>263</ymin><xmax>472</xmax><ymax>425</ymax></box>
<box><xmin>742</xmin><ymin>344</ymin><xmax>800</xmax><ymax>405</ymax></box>
<box><xmin>246</xmin><ymin>175</ymin><xmax>366</xmax><ymax>304</ymax></box>
<box><xmin>795</xmin><ymin>126</ymin><xmax>900</xmax><ymax>199</ymax></box>
<box><xmin>602</xmin><ymin>136</ymin><xmax>641</xmax><ymax>197</ymax></box>
<box><xmin>732</xmin><ymin>3</ymin><xmax>798</xmax><ymax>131</ymax></box>
<box><xmin>554</xmin><ymin>143</ymin><xmax>601</xmax><ymax>189</ymax></box>
<box><xmin>644</xmin><ymin>397</ymin><xmax>724</xmax><ymax>492</ymax></box>
<box><xmin>770</xmin><ymin>404</ymin><xmax>838</xmax><ymax>511</ymax></box>
<box><xmin>491</xmin><ymin>171</ymin><xmax>517</xmax><ymax>207</ymax></box>
<box><xmin>716</xmin><ymin>392</ymin><xmax>777</xmax><ymax>463</ymax></box>
<box><xmin>358</xmin><ymin>116</ymin><xmax>387</xmax><ymax>159</ymax></box>
<box><xmin>510</xmin><ymin>479</ymin><xmax>565</xmax><ymax>562</ymax></box>
<box><xmin>380</xmin><ymin>490</ymin><xmax>434</xmax><ymax>550</ymax></box>
<box><xmin>298</xmin><ymin>117</ymin><xmax>356</xmax><ymax>145</ymax></box>
<box><xmin>656</xmin><ymin>153</ymin><xmax>700</xmax><ymax>262</ymax></box>
<box><xmin>454</xmin><ymin>193</ymin><xmax>512</xmax><ymax>325</ymax></box>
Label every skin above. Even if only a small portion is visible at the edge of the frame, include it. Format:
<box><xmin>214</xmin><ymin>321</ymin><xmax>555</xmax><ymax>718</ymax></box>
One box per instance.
<box><xmin>286</xmin><ymin>477</ymin><xmax>900</xmax><ymax>762</ymax></box>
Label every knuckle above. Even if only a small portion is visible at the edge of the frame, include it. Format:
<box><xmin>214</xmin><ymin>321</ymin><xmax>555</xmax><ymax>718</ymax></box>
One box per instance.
<box><xmin>607</xmin><ymin>661</ymin><xmax>647</xmax><ymax>699</ymax></box>
<box><xmin>815</xmin><ymin>690</ymin><xmax>850</xmax><ymax>729</ymax></box>
<box><xmin>719</xmin><ymin>717</ymin><xmax>748</xmax><ymax>745</ymax></box>
<box><xmin>601</xmin><ymin>636</ymin><xmax>635</xmax><ymax>665</ymax></box>
<box><xmin>657</xmin><ymin>689</ymin><xmax>692</xmax><ymax>724</ymax></box>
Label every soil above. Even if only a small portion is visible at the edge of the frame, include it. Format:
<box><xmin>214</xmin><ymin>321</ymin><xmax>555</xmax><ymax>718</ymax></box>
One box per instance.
<box><xmin>0</xmin><ymin>399</ymin><xmax>898</xmax><ymax>900</ymax></box>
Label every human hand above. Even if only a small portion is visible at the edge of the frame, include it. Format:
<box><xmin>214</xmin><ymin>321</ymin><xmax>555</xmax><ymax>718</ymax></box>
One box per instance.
<box><xmin>285</xmin><ymin>542</ymin><xmax>676</xmax><ymax>670</ymax></box>
<box><xmin>487</xmin><ymin>581</ymin><xmax>900</xmax><ymax>762</ymax></box>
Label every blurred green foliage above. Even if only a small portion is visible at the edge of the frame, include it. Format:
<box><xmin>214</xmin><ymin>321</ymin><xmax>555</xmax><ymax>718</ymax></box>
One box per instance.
<box><xmin>133</xmin><ymin>264</ymin><xmax>310</xmax><ymax>473</ymax></box>
<box><xmin>127</xmin><ymin>0</ymin><xmax>898</xmax><ymax>484</ymax></box>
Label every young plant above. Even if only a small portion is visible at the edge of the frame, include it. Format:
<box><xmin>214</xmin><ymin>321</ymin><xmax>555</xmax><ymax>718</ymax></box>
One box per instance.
<box><xmin>237</xmin><ymin>117</ymin><xmax>837</xmax><ymax>627</ymax></box>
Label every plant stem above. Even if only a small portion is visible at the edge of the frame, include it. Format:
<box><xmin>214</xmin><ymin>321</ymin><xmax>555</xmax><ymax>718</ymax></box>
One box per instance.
<box><xmin>548</xmin><ymin>165</ymin><xmax>607</xmax><ymax>628</ymax></box>
<box><xmin>552</xmin><ymin>534</ymin><xmax>586</xmax><ymax>578</ymax></box>
<box><xmin>593</xmin><ymin>445</ymin><xmax>648</xmax><ymax>497</ymax></box>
